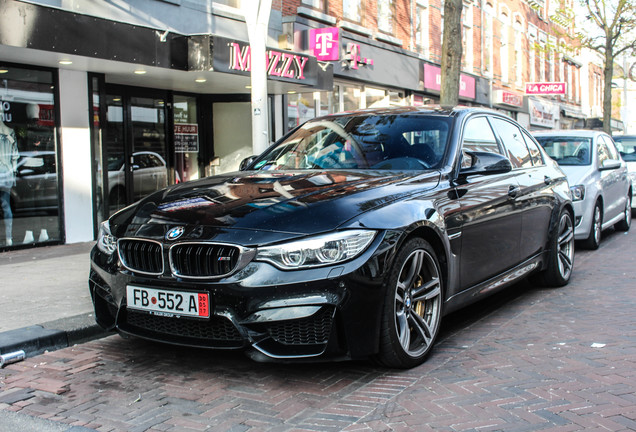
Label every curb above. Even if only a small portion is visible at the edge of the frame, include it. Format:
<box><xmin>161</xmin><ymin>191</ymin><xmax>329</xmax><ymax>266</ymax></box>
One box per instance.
<box><xmin>0</xmin><ymin>312</ymin><xmax>109</xmax><ymax>360</ymax></box>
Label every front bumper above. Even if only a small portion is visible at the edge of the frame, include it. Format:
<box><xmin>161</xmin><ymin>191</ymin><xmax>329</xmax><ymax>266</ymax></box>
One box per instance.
<box><xmin>572</xmin><ymin>199</ymin><xmax>592</xmax><ymax>240</ymax></box>
<box><xmin>89</xmin><ymin>231</ymin><xmax>398</xmax><ymax>361</ymax></box>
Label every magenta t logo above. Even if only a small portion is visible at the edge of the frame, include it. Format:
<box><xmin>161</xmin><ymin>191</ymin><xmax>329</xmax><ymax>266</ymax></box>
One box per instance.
<box><xmin>310</xmin><ymin>27</ymin><xmax>340</xmax><ymax>61</ymax></box>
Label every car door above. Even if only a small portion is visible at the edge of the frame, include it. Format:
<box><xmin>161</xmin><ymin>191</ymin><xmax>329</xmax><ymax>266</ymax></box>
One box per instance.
<box><xmin>597</xmin><ymin>135</ymin><xmax>625</xmax><ymax>222</ymax></box>
<box><xmin>455</xmin><ymin>115</ymin><xmax>522</xmax><ymax>290</ymax></box>
<box><xmin>489</xmin><ymin>117</ymin><xmax>552</xmax><ymax>262</ymax></box>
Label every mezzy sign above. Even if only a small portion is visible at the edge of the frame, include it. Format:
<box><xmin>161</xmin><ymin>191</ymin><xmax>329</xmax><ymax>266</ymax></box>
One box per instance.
<box><xmin>213</xmin><ymin>37</ymin><xmax>318</xmax><ymax>86</ymax></box>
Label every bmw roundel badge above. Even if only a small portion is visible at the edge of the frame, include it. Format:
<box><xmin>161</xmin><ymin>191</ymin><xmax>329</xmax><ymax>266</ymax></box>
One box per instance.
<box><xmin>166</xmin><ymin>226</ymin><xmax>185</xmax><ymax>241</ymax></box>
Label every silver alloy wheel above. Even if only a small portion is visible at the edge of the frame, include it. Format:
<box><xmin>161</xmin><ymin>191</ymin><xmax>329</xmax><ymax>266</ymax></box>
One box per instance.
<box><xmin>393</xmin><ymin>249</ymin><xmax>442</xmax><ymax>357</ymax></box>
<box><xmin>557</xmin><ymin>212</ymin><xmax>575</xmax><ymax>280</ymax></box>
<box><xmin>592</xmin><ymin>205</ymin><xmax>602</xmax><ymax>246</ymax></box>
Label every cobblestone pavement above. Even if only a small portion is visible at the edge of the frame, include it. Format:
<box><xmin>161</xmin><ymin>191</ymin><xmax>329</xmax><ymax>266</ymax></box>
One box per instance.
<box><xmin>1</xmin><ymin>229</ymin><xmax>635</xmax><ymax>432</ymax></box>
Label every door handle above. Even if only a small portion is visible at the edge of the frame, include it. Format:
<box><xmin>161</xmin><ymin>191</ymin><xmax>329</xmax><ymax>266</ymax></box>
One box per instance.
<box><xmin>544</xmin><ymin>176</ymin><xmax>552</xmax><ymax>185</ymax></box>
<box><xmin>508</xmin><ymin>185</ymin><xmax>520</xmax><ymax>198</ymax></box>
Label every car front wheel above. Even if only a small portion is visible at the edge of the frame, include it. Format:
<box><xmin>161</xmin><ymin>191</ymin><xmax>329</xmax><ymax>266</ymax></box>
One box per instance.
<box><xmin>375</xmin><ymin>238</ymin><xmax>443</xmax><ymax>369</ymax></box>
<box><xmin>615</xmin><ymin>193</ymin><xmax>632</xmax><ymax>232</ymax></box>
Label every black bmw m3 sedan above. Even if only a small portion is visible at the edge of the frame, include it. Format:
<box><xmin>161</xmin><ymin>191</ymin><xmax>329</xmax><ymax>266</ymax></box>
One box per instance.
<box><xmin>89</xmin><ymin>106</ymin><xmax>574</xmax><ymax>368</ymax></box>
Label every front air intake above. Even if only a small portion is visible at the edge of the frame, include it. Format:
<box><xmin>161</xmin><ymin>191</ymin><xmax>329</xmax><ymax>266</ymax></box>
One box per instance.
<box><xmin>118</xmin><ymin>239</ymin><xmax>164</xmax><ymax>275</ymax></box>
<box><xmin>169</xmin><ymin>243</ymin><xmax>243</xmax><ymax>278</ymax></box>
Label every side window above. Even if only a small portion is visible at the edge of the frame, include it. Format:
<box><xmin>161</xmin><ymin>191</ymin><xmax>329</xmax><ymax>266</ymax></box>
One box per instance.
<box><xmin>521</xmin><ymin>130</ymin><xmax>544</xmax><ymax>166</ymax></box>
<box><xmin>602</xmin><ymin>136</ymin><xmax>620</xmax><ymax>161</ymax></box>
<box><xmin>461</xmin><ymin>116</ymin><xmax>502</xmax><ymax>169</ymax></box>
<box><xmin>489</xmin><ymin>117</ymin><xmax>533</xmax><ymax>168</ymax></box>
<box><xmin>597</xmin><ymin>138</ymin><xmax>610</xmax><ymax>165</ymax></box>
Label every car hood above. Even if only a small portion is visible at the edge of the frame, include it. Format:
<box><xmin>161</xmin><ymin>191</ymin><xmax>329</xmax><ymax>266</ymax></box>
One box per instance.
<box><xmin>559</xmin><ymin>165</ymin><xmax>595</xmax><ymax>186</ymax></box>
<box><xmin>111</xmin><ymin>169</ymin><xmax>440</xmax><ymax>243</ymax></box>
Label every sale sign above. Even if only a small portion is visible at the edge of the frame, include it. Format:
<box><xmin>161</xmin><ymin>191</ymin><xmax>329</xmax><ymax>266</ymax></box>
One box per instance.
<box><xmin>525</xmin><ymin>82</ymin><xmax>566</xmax><ymax>95</ymax></box>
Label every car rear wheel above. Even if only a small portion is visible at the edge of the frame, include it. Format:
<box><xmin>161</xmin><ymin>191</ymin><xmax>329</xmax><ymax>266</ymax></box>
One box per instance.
<box><xmin>533</xmin><ymin>209</ymin><xmax>574</xmax><ymax>287</ymax></box>
<box><xmin>582</xmin><ymin>202</ymin><xmax>602</xmax><ymax>250</ymax></box>
<box><xmin>375</xmin><ymin>238</ymin><xmax>443</xmax><ymax>369</ymax></box>
<box><xmin>615</xmin><ymin>193</ymin><xmax>632</xmax><ymax>232</ymax></box>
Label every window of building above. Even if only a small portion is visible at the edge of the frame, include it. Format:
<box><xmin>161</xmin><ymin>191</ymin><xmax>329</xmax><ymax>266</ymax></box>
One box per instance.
<box><xmin>528</xmin><ymin>25</ymin><xmax>537</xmax><ymax>82</ymax></box>
<box><xmin>462</xmin><ymin>3</ymin><xmax>473</xmax><ymax>73</ymax></box>
<box><xmin>415</xmin><ymin>0</ymin><xmax>429</xmax><ymax>57</ymax></box>
<box><xmin>0</xmin><ymin>63</ymin><xmax>60</xmax><ymax>248</ymax></box>
<box><xmin>539</xmin><ymin>32</ymin><xmax>547</xmax><ymax>82</ymax></box>
<box><xmin>301</xmin><ymin>0</ymin><xmax>326</xmax><ymax>10</ymax></box>
<box><xmin>513</xmin><ymin>19</ymin><xmax>523</xmax><ymax>87</ymax></box>
<box><xmin>500</xmin><ymin>10</ymin><xmax>510</xmax><ymax>84</ymax></box>
<box><xmin>288</xmin><ymin>92</ymin><xmax>317</xmax><ymax>130</ymax></box>
<box><xmin>173</xmin><ymin>95</ymin><xmax>201</xmax><ymax>184</ymax></box>
<box><xmin>483</xmin><ymin>3</ymin><xmax>494</xmax><ymax>77</ymax></box>
<box><xmin>343</xmin><ymin>0</ymin><xmax>364</xmax><ymax>23</ymax></box>
<box><xmin>377</xmin><ymin>0</ymin><xmax>395</xmax><ymax>34</ymax></box>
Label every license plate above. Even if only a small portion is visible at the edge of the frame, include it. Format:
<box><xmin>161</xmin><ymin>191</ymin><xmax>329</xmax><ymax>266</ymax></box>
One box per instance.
<box><xmin>126</xmin><ymin>285</ymin><xmax>210</xmax><ymax>318</ymax></box>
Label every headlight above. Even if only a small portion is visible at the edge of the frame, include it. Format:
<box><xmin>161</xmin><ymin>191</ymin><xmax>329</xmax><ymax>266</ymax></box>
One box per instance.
<box><xmin>570</xmin><ymin>185</ymin><xmax>585</xmax><ymax>202</ymax></box>
<box><xmin>256</xmin><ymin>230</ymin><xmax>376</xmax><ymax>270</ymax></box>
<box><xmin>97</xmin><ymin>220</ymin><xmax>117</xmax><ymax>255</ymax></box>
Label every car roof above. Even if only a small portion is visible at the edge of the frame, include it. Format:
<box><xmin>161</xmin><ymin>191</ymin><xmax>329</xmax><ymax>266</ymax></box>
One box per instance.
<box><xmin>532</xmin><ymin>129</ymin><xmax>606</xmax><ymax>138</ymax></box>
<box><xmin>319</xmin><ymin>105</ymin><xmax>501</xmax><ymax>119</ymax></box>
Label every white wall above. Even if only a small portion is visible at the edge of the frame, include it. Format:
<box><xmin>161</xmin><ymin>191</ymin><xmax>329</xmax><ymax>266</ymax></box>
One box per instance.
<box><xmin>212</xmin><ymin>102</ymin><xmax>253</xmax><ymax>174</ymax></box>
<box><xmin>58</xmin><ymin>69</ymin><xmax>93</xmax><ymax>243</ymax></box>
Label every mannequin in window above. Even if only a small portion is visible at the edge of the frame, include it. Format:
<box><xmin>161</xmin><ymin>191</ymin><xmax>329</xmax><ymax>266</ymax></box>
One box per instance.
<box><xmin>0</xmin><ymin>103</ymin><xmax>19</xmax><ymax>246</ymax></box>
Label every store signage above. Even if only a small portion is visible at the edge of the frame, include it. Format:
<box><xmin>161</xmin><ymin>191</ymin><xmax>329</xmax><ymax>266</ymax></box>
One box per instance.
<box><xmin>525</xmin><ymin>82</ymin><xmax>566</xmax><ymax>95</ymax></box>
<box><xmin>310</xmin><ymin>27</ymin><xmax>340</xmax><ymax>61</ymax></box>
<box><xmin>528</xmin><ymin>98</ymin><xmax>560</xmax><ymax>128</ymax></box>
<box><xmin>0</xmin><ymin>101</ymin><xmax>11</xmax><ymax>122</ymax></box>
<box><xmin>344</xmin><ymin>43</ymin><xmax>374</xmax><ymax>69</ymax></box>
<box><xmin>423</xmin><ymin>64</ymin><xmax>475</xmax><ymax>99</ymax></box>
<box><xmin>213</xmin><ymin>37</ymin><xmax>318</xmax><ymax>86</ymax></box>
<box><xmin>495</xmin><ymin>90</ymin><xmax>523</xmax><ymax>107</ymax></box>
<box><xmin>174</xmin><ymin>123</ymin><xmax>199</xmax><ymax>153</ymax></box>
<box><xmin>228</xmin><ymin>43</ymin><xmax>309</xmax><ymax>80</ymax></box>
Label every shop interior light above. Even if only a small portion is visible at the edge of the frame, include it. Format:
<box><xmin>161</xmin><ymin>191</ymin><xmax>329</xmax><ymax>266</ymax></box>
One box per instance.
<box><xmin>288</xmin><ymin>91</ymin><xmax>297</xmax><ymax>94</ymax></box>
<box><xmin>245</xmin><ymin>85</ymin><xmax>252</xmax><ymax>89</ymax></box>
<box><xmin>58</xmin><ymin>60</ymin><xmax>73</xmax><ymax>65</ymax></box>
<box><xmin>0</xmin><ymin>68</ymin><xmax>8</xmax><ymax>74</ymax></box>
<box><xmin>195</xmin><ymin>78</ymin><xmax>207</xmax><ymax>83</ymax></box>
<box><xmin>134</xmin><ymin>70</ymin><xmax>147</xmax><ymax>75</ymax></box>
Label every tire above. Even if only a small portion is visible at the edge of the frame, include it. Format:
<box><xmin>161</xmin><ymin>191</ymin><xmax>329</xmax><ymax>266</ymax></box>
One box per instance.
<box><xmin>533</xmin><ymin>209</ymin><xmax>575</xmax><ymax>287</ymax></box>
<box><xmin>375</xmin><ymin>238</ymin><xmax>443</xmax><ymax>369</ymax></box>
<box><xmin>615</xmin><ymin>193</ymin><xmax>632</xmax><ymax>232</ymax></box>
<box><xmin>582</xmin><ymin>202</ymin><xmax>602</xmax><ymax>250</ymax></box>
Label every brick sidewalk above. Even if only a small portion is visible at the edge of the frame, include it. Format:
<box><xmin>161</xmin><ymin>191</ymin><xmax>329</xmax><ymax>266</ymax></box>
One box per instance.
<box><xmin>0</xmin><ymin>230</ymin><xmax>635</xmax><ymax>431</ymax></box>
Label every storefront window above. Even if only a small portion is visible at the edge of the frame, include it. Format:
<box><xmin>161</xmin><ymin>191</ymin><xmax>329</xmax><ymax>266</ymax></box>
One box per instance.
<box><xmin>173</xmin><ymin>95</ymin><xmax>200</xmax><ymax>183</ymax></box>
<box><xmin>342</xmin><ymin>86</ymin><xmax>361</xmax><ymax>111</ymax></box>
<box><xmin>288</xmin><ymin>92</ymin><xmax>316</xmax><ymax>130</ymax></box>
<box><xmin>89</xmin><ymin>75</ymin><xmax>106</xmax><ymax>233</ymax></box>
<box><xmin>320</xmin><ymin>90</ymin><xmax>338</xmax><ymax>116</ymax></box>
<box><xmin>0</xmin><ymin>65</ymin><xmax>59</xmax><ymax>248</ymax></box>
<box><xmin>366</xmin><ymin>87</ymin><xmax>388</xmax><ymax>108</ymax></box>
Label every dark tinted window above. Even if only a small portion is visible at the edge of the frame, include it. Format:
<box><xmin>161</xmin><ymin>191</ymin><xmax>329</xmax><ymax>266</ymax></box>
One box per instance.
<box><xmin>521</xmin><ymin>130</ymin><xmax>544</xmax><ymax>166</ymax></box>
<box><xmin>489</xmin><ymin>117</ymin><xmax>532</xmax><ymax>168</ymax></box>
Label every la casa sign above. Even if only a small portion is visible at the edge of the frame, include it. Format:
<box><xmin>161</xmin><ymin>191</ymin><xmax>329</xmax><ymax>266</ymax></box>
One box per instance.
<box><xmin>525</xmin><ymin>82</ymin><xmax>566</xmax><ymax>95</ymax></box>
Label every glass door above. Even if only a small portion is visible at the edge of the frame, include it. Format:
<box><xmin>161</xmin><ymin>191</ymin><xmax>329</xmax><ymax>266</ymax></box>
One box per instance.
<box><xmin>104</xmin><ymin>89</ymin><xmax>169</xmax><ymax>215</ymax></box>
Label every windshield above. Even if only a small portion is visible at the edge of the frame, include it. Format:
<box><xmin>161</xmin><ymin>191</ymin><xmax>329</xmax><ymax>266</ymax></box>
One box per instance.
<box><xmin>613</xmin><ymin>137</ymin><xmax>636</xmax><ymax>161</ymax></box>
<box><xmin>251</xmin><ymin>114</ymin><xmax>452</xmax><ymax>171</ymax></box>
<box><xmin>535</xmin><ymin>136</ymin><xmax>592</xmax><ymax>166</ymax></box>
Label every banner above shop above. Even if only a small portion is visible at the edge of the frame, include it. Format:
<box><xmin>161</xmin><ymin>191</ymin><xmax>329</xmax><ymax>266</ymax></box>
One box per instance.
<box><xmin>423</xmin><ymin>64</ymin><xmax>476</xmax><ymax>99</ymax></box>
<box><xmin>529</xmin><ymin>97</ymin><xmax>560</xmax><ymax>128</ymax></box>
<box><xmin>525</xmin><ymin>82</ymin><xmax>566</xmax><ymax>95</ymax></box>
<box><xmin>495</xmin><ymin>90</ymin><xmax>524</xmax><ymax>107</ymax></box>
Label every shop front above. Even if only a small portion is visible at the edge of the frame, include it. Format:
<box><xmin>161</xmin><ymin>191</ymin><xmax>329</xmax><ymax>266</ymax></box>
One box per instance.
<box><xmin>527</xmin><ymin>97</ymin><xmax>561</xmax><ymax>131</ymax></box>
<box><xmin>0</xmin><ymin>63</ymin><xmax>61</xmax><ymax>248</ymax></box>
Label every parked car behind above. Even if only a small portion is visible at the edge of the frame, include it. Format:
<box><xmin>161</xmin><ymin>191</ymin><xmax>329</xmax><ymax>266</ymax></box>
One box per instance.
<box><xmin>90</xmin><ymin>106</ymin><xmax>574</xmax><ymax>369</ymax></box>
<box><xmin>534</xmin><ymin>130</ymin><xmax>632</xmax><ymax>249</ymax></box>
<box><xmin>612</xmin><ymin>134</ymin><xmax>636</xmax><ymax>210</ymax></box>
<box><xmin>10</xmin><ymin>151</ymin><xmax>59</xmax><ymax>214</ymax></box>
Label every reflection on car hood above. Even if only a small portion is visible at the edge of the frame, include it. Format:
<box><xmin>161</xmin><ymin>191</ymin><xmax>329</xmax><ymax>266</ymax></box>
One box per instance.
<box><xmin>111</xmin><ymin>169</ymin><xmax>441</xmax><ymax>239</ymax></box>
<box><xmin>626</xmin><ymin>161</ymin><xmax>636</xmax><ymax>174</ymax></box>
<box><xmin>559</xmin><ymin>165</ymin><xmax>594</xmax><ymax>186</ymax></box>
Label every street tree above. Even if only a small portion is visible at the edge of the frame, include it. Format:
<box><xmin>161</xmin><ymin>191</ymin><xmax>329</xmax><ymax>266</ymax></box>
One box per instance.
<box><xmin>440</xmin><ymin>0</ymin><xmax>463</xmax><ymax>107</ymax></box>
<box><xmin>578</xmin><ymin>0</ymin><xmax>636</xmax><ymax>133</ymax></box>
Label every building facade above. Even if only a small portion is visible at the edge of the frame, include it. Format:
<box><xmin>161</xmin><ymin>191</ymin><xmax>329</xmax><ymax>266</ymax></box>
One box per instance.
<box><xmin>0</xmin><ymin>0</ymin><xmax>592</xmax><ymax>251</ymax></box>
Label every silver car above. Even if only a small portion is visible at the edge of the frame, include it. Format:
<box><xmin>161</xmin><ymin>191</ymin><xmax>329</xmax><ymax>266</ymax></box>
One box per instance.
<box><xmin>612</xmin><ymin>135</ymin><xmax>636</xmax><ymax>210</ymax></box>
<box><xmin>534</xmin><ymin>130</ymin><xmax>632</xmax><ymax>249</ymax></box>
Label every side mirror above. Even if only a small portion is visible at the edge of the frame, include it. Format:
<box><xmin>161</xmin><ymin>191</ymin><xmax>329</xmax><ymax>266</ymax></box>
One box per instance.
<box><xmin>600</xmin><ymin>159</ymin><xmax>621</xmax><ymax>171</ymax></box>
<box><xmin>239</xmin><ymin>155</ymin><xmax>257</xmax><ymax>171</ymax></box>
<box><xmin>459</xmin><ymin>151</ymin><xmax>513</xmax><ymax>177</ymax></box>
